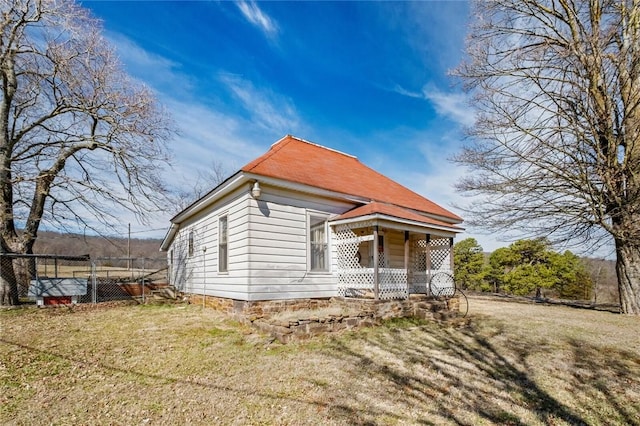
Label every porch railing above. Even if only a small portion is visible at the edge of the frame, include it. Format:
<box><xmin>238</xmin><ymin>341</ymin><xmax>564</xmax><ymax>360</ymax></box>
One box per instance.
<box><xmin>338</xmin><ymin>267</ymin><xmax>452</xmax><ymax>300</ymax></box>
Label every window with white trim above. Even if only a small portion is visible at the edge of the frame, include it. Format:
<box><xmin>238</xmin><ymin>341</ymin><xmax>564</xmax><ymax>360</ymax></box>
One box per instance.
<box><xmin>218</xmin><ymin>216</ymin><xmax>228</xmax><ymax>272</ymax></box>
<box><xmin>188</xmin><ymin>230</ymin><xmax>194</xmax><ymax>257</ymax></box>
<box><xmin>309</xmin><ymin>214</ymin><xmax>329</xmax><ymax>272</ymax></box>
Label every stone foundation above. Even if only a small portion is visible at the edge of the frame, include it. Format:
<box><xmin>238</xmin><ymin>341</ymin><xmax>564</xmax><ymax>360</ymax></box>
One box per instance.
<box><xmin>185</xmin><ymin>293</ymin><xmax>460</xmax><ymax>343</ymax></box>
<box><xmin>187</xmin><ymin>294</ymin><xmax>333</xmax><ymax>318</ymax></box>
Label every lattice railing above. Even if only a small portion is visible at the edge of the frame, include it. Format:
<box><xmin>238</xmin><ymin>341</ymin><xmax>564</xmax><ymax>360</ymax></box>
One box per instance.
<box><xmin>411</xmin><ymin>238</ymin><xmax>428</xmax><ymax>294</ymax></box>
<box><xmin>430</xmin><ymin>237</ymin><xmax>452</xmax><ymax>272</ymax></box>
<box><xmin>335</xmin><ymin>224</ymin><xmax>373</xmax><ymax>297</ymax></box>
<box><xmin>410</xmin><ymin>236</ymin><xmax>453</xmax><ymax>295</ymax></box>
<box><xmin>379</xmin><ymin>268</ymin><xmax>408</xmax><ymax>299</ymax></box>
<box><xmin>334</xmin><ymin>223</ymin><xmax>452</xmax><ymax>300</ymax></box>
<box><xmin>338</xmin><ymin>268</ymin><xmax>375</xmax><ymax>297</ymax></box>
<box><xmin>335</xmin><ymin>223</ymin><xmax>407</xmax><ymax>299</ymax></box>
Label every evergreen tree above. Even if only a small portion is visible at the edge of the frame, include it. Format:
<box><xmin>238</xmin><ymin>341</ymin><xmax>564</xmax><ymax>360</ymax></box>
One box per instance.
<box><xmin>552</xmin><ymin>251</ymin><xmax>593</xmax><ymax>300</ymax></box>
<box><xmin>453</xmin><ymin>238</ymin><xmax>485</xmax><ymax>291</ymax></box>
<box><xmin>482</xmin><ymin>239</ymin><xmax>591</xmax><ymax>299</ymax></box>
<box><xmin>485</xmin><ymin>247</ymin><xmax>511</xmax><ymax>293</ymax></box>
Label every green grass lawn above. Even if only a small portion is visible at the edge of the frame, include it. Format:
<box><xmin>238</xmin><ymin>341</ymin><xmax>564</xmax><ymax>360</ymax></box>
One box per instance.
<box><xmin>1</xmin><ymin>297</ymin><xmax>639</xmax><ymax>425</ymax></box>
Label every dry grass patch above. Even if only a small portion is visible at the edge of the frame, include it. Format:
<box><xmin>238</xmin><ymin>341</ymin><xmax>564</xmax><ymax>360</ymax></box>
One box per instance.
<box><xmin>269</xmin><ymin>305</ymin><xmax>362</xmax><ymax>323</ymax></box>
<box><xmin>1</xmin><ymin>297</ymin><xmax>639</xmax><ymax>425</ymax></box>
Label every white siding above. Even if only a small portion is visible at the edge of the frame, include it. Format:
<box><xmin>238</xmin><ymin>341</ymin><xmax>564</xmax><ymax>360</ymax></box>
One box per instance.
<box><xmin>386</xmin><ymin>230</ymin><xmax>406</xmax><ymax>269</ymax></box>
<box><xmin>245</xmin><ymin>185</ymin><xmax>354</xmax><ymax>300</ymax></box>
<box><xmin>168</xmin><ymin>182</ymin><xmax>454</xmax><ymax>302</ymax></box>
<box><xmin>168</xmin><ymin>186</ymin><xmax>252</xmax><ymax>300</ymax></box>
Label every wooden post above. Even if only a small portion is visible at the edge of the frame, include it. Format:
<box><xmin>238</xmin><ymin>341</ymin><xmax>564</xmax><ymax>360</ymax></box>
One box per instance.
<box><xmin>404</xmin><ymin>231</ymin><xmax>410</xmax><ymax>298</ymax></box>
<box><xmin>373</xmin><ymin>226</ymin><xmax>379</xmax><ymax>300</ymax></box>
<box><xmin>449</xmin><ymin>237</ymin><xmax>455</xmax><ymax>271</ymax></box>
<box><xmin>127</xmin><ymin>223</ymin><xmax>131</xmax><ymax>271</ymax></box>
<box><xmin>425</xmin><ymin>234</ymin><xmax>431</xmax><ymax>295</ymax></box>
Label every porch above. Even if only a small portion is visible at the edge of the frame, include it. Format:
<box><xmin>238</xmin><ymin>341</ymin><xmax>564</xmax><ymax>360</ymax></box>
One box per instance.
<box><xmin>332</xmin><ymin>219</ymin><xmax>456</xmax><ymax>300</ymax></box>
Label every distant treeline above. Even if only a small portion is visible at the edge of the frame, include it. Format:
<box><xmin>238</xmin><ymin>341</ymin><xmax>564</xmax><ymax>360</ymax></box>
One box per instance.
<box><xmin>32</xmin><ymin>231</ymin><xmax>165</xmax><ymax>260</ymax></box>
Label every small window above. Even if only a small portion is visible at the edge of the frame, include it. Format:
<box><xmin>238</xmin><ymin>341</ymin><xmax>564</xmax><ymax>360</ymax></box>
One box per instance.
<box><xmin>309</xmin><ymin>215</ymin><xmax>329</xmax><ymax>272</ymax></box>
<box><xmin>188</xmin><ymin>230</ymin><xmax>194</xmax><ymax>257</ymax></box>
<box><xmin>219</xmin><ymin>216</ymin><xmax>228</xmax><ymax>273</ymax></box>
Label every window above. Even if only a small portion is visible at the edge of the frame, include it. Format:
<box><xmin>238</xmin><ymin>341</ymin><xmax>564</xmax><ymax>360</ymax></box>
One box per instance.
<box><xmin>188</xmin><ymin>230</ymin><xmax>194</xmax><ymax>257</ymax></box>
<box><xmin>218</xmin><ymin>216</ymin><xmax>228</xmax><ymax>272</ymax></box>
<box><xmin>309</xmin><ymin>215</ymin><xmax>329</xmax><ymax>272</ymax></box>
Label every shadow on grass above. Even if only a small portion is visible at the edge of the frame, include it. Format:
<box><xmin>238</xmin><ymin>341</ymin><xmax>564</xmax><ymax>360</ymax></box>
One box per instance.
<box><xmin>0</xmin><ymin>337</ymin><xmax>335</xmax><ymax>415</ymax></box>
<box><xmin>2</xmin><ymin>312</ymin><xmax>639</xmax><ymax>425</ymax></box>
<box><xmin>323</xmin><ymin>317</ymin><xmax>640</xmax><ymax>425</ymax></box>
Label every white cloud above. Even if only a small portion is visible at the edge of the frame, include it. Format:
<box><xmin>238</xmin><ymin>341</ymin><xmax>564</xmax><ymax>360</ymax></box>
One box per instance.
<box><xmin>236</xmin><ymin>1</ymin><xmax>278</xmax><ymax>38</ymax></box>
<box><xmin>219</xmin><ymin>73</ymin><xmax>301</xmax><ymax>134</ymax></box>
<box><xmin>74</xmin><ymin>32</ymin><xmax>304</xmax><ymax>237</ymax></box>
<box><xmin>391</xmin><ymin>81</ymin><xmax>475</xmax><ymax>128</ymax></box>
<box><xmin>421</xmin><ymin>86</ymin><xmax>476</xmax><ymax>128</ymax></box>
<box><xmin>102</xmin><ymin>34</ymin><xmax>300</xmax><ymax>176</ymax></box>
<box><xmin>105</xmin><ymin>32</ymin><xmax>193</xmax><ymax>95</ymax></box>
<box><xmin>166</xmin><ymin>98</ymin><xmax>264</xmax><ymax>170</ymax></box>
<box><xmin>390</xmin><ymin>84</ymin><xmax>423</xmax><ymax>99</ymax></box>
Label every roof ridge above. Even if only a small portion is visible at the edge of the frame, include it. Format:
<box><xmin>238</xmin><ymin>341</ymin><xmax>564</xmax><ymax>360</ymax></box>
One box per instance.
<box><xmin>243</xmin><ymin>135</ymin><xmax>293</xmax><ymax>172</ymax></box>
<box><xmin>281</xmin><ymin>135</ymin><xmax>357</xmax><ymax>160</ymax></box>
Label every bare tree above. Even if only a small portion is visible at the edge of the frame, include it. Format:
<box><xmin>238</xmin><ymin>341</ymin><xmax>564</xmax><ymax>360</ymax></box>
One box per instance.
<box><xmin>172</xmin><ymin>159</ymin><xmax>232</xmax><ymax>212</ymax></box>
<box><xmin>454</xmin><ymin>0</ymin><xmax>640</xmax><ymax>314</ymax></box>
<box><xmin>0</xmin><ymin>0</ymin><xmax>172</xmax><ymax>304</ymax></box>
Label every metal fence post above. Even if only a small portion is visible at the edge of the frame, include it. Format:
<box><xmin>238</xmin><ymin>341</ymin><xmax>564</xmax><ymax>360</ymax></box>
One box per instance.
<box><xmin>92</xmin><ymin>260</ymin><xmax>97</xmax><ymax>304</ymax></box>
<box><xmin>141</xmin><ymin>258</ymin><xmax>146</xmax><ymax>304</ymax></box>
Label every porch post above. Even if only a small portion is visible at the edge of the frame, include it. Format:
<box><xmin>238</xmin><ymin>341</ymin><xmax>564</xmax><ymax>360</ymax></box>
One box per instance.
<box><xmin>373</xmin><ymin>226</ymin><xmax>379</xmax><ymax>300</ymax></box>
<box><xmin>404</xmin><ymin>231</ymin><xmax>410</xmax><ymax>299</ymax></box>
<box><xmin>425</xmin><ymin>234</ymin><xmax>431</xmax><ymax>295</ymax></box>
<box><xmin>449</xmin><ymin>237</ymin><xmax>455</xmax><ymax>271</ymax></box>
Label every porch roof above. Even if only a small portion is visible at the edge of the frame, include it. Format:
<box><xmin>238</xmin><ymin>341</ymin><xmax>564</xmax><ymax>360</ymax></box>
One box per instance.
<box><xmin>330</xmin><ymin>202</ymin><xmax>463</xmax><ymax>233</ymax></box>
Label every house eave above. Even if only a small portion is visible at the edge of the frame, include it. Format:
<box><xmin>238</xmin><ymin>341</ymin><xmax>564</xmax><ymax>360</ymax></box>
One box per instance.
<box><xmin>170</xmin><ymin>172</ymin><xmax>249</xmax><ymax>224</ymax></box>
<box><xmin>161</xmin><ymin>169</ymin><xmax>463</xmax><ymax>250</ymax></box>
<box><xmin>161</xmin><ymin>172</ymin><xmax>251</xmax><ymax>250</ymax></box>
<box><xmin>160</xmin><ymin>224</ymin><xmax>178</xmax><ymax>252</ymax></box>
<box><xmin>243</xmin><ymin>173</ymin><xmax>461</xmax><ymax>225</ymax></box>
<box><xmin>242</xmin><ymin>172</ymin><xmax>372</xmax><ymax>205</ymax></box>
<box><xmin>329</xmin><ymin>213</ymin><xmax>464</xmax><ymax>236</ymax></box>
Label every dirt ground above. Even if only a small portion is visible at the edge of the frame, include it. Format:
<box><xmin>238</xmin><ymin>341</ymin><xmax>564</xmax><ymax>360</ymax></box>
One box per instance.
<box><xmin>1</xmin><ymin>296</ymin><xmax>639</xmax><ymax>425</ymax></box>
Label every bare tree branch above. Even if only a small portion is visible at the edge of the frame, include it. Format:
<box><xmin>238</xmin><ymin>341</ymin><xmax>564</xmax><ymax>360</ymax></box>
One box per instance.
<box><xmin>0</xmin><ymin>0</ymin><xmax>173</xmax><ymax>304</ymax></box>
<box><xmin>454</xmin><ymin>0</ymin><xmax>640</xmax><ymax>314</ymax></box>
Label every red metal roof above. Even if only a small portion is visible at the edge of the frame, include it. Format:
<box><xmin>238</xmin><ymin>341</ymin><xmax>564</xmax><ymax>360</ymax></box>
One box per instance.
<box><xmin>241</xmin><ymin>135</ymin><xmax>462</xmax><ymax>223</ymax></box>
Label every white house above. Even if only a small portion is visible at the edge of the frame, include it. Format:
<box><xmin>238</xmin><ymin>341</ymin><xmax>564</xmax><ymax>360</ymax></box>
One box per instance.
<box><xmin>160</xmin><ymin>135</ymin><xmax>463</xmax><ymax>302</ymax></box>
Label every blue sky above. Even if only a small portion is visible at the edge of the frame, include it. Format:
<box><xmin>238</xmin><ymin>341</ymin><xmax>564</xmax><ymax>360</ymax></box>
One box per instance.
<box><xmin>82</xmin><ymin>1</ymin><xmax>495</xmax><ymax>248</ymax></box>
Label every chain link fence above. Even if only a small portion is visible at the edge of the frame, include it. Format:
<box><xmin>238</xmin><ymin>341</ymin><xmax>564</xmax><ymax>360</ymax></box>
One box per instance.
<box><xmin>91</xmin><ymin>257</ymin><xmax>168</xmax><ymax>303</ymax></box>
<box><xmin>2</xmin><ymin>254</ymin><xmax>168</xmax><ymax>305</ymax></box>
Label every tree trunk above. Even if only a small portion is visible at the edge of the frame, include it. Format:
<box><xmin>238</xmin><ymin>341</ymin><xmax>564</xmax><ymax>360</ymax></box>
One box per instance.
<box><xmin>0</xmin><ymin>238</ymin><xmax>30</xmax><ymax>306</ymax></box>
<box><xmin>615</xmin><ymin>240</ymin><xmax>640</xmax><ymax>315</ymax></box>
<box><xmin>0</xmin><ymin>256</ymin><xmax>19</xmax><ymax>305</ymax></box>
